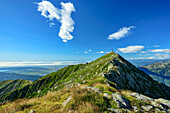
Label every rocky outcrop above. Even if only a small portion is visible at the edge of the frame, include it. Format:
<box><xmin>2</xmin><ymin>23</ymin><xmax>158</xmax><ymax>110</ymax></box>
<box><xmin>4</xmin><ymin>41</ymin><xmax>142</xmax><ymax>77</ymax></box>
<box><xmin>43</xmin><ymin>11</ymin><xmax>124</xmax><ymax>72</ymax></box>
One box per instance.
<box><xmin>129</xmin><ymin>92</ymin><xmax>170</xmax><ymax>112</ymax></box>
<box><xmin>112</xmin><ymin>93</ymin><xmax>131</xmax><ymax>109</ymax></box>
<box><xmin>105</xmin><ymin>54</ymin><xmax>170</xmax><ymax>99</ymax></box>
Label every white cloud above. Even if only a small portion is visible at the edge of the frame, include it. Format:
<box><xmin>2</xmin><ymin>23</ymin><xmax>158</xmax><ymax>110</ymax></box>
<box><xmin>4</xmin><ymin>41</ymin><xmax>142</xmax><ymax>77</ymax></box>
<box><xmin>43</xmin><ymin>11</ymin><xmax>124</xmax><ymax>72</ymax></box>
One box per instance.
<box><xmin>108</xmin><ymin>26</ymin><xmax>135</xmax><ymax>40</ymax></box>
<box><xmin>137</xmin><ymin>54</ymin><xmax>150</xmax><ymax>56</ymax></box>
<box><xmin>140</xmin><ymin>51</ymin><xmax>148</xmax><ymax>53</ymax></box>
<box><xmin>89</xmin><ymin>50</ymin><xmax>92</xmax><ymax>52</ymax></box>
<box><xmin>128</xmin><ymin>57</ymin><xmax>155</xmax><ymax>60</ymax></box>
<box><xmin>97</xmin><ymin>51</ymin><xmax>104</xmax><ymax>54</ymax></box>
<box><xmin>150</xmin><ymin>49</ymin><xmax>170</xmax><ymax>53</ymax></box>
<box><xmin>0</xmin><ymin>61</ymin><xmax>86</xmax><ymax>67</ymax></box>
<box><xmin>118</xmin><ymin>46</ymin><xmax>144</xmax><ymax>53</ymax></box>
<box><xmin>36</xmin><ymin>1</ymin><xmax>75</xmax><ymax>42</ymax></box>
<box><xmin>49</xmin><ymin>23</ymin><xmax>55</xmax><ymax>27</ymax></box>
<box><xmin>155</xmin><ymin>53</ymin><xmax>170</xmax><ymax>59</ymax></box>
<box><xmin>84</xmin><ymin>51</ymin><xmax>88</xmax><ymax>53</ymax></box>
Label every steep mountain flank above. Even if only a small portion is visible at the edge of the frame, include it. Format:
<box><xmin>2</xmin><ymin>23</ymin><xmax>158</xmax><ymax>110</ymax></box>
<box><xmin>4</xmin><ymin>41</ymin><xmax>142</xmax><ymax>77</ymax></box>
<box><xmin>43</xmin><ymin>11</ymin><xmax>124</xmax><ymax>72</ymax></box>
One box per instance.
<box><xmin>0</xmin><ymin>79</ymin><xmax>32</xmax><ymax>98</ymax></box>
<box><xmin>0</xmin><ymin>80</ymin><xmax>14</xmax><ymax>90</ymax></box>
<box><xmin>0</xmin><ymin>52</ymin><xmax>170</xmax><ymax>103</ymax></box>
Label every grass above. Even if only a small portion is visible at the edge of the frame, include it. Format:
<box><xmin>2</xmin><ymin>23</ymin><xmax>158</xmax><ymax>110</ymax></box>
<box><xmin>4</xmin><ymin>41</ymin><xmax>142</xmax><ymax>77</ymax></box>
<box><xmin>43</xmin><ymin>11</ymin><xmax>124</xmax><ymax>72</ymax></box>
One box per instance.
<box><xmin>0</xmin><ymin>83</ymin><xmax>119</xmax><ymax>113</ymax></box>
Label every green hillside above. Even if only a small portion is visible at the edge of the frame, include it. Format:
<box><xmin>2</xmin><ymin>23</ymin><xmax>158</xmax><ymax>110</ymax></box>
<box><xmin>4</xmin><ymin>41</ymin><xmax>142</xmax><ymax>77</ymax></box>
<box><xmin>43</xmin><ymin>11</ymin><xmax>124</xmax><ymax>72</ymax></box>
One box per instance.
<box><xmin>0</xmin><ymin>80</ymin><xmax>32</xmax><ymax>97</ymax></box>
<box><xmin>0</xmin><ymin>52</ymin><xmax>170</xmax><ymax>112</ymax></box>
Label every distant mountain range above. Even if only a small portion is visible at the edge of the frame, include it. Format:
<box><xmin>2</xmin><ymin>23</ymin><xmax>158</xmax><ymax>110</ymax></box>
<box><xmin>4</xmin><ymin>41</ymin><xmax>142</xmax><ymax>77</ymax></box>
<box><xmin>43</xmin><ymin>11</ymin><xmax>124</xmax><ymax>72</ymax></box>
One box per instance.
<box><xmin>0</xmin><ymin>52</ymin><xmax>169</xmax><ymax>113</ymax></box>
<box><xmin>128</xmin><ymin>59</ymin><xmax>162</xmax><ymax>67</ymax></box>
<box><xmin>138</xmin><ymin>59</ymin><xmax>170</xmax><ymax>87</ymax></box>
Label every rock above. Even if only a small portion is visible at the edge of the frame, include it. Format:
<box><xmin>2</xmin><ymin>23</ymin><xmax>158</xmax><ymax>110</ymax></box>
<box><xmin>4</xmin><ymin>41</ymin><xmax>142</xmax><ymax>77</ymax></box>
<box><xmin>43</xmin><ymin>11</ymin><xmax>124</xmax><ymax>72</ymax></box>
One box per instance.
<box><xmin>129</xmin><ymin>93</ymin><xmax>153</xmax><ymax>101</ymax></box>
<box><xmin>103</xmin><ymin>93</ymin><xmax>109</xmax><ymax>98</ymax></box>
<box><xmin>62</xmin><ymin>95</ymin><xmax>72</xmax><ymax>106</ymax></box>
<box><xmin>155</xmin><ymin>98</ymin><xmax>170</xmax><ymax>109</ymax></box>
<box><xmin>141</xmin><ymin>105</ymin><xmax>153</xmax><ymax>111</ymax></box>
<box><xmin>112</xmin><ymin>93</ymin><xmax>131</xmax><ymax>109</ymax></box>
<box><xmin>82</xmin><ymin>80</ymin><xmax>86</xmax><ymax>84</ymax></box>
<box><xmin>29</xmin><ymin>110</ymin><xmax>36</xmax><ymax>113</ymax></box>
<box><xmin>155</xmin><ymin>108</ymin><xmax>160</xmax><ymax>111</ymax></box>
<box><xmin>38</xmin><ymin>90</ymin><xmax>41</xmax><ymax>94</ymax></box>
<box><xmin>132</xmin><ymin>106</ymin><xmax>138</xmax><ymax>112</ymax></box>
<box><xmin>91</xmin><ymin>87</ymin><xmax>100</xmax><ymax>93</ymax></box>
<box><xmin>151</xmin><ymin>101</ymin><xmax>164</xmax><ymax>109</ymax></box>
<box><xmin>108</xmin><ymin>108</ymin><xmax>122</xmax><ymax>113</ymax></box>
<box><xmin>86</xmin><ymin>87</ymin><xmax>102</xmax><ymax>93</ymax></box>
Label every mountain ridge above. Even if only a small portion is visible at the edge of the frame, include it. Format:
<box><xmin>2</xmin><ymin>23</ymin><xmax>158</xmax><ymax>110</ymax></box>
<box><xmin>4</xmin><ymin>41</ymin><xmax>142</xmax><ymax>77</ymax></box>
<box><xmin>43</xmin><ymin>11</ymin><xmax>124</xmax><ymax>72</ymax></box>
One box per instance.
<box><xmin>0</xmin><ymin>52</ymin><xmax>169</xmax><ymax>103</ymax></box>
<box><xmin>0</xmin><ymin>52</ymin><xmax>170</xmax><ymax>112</ymax></box>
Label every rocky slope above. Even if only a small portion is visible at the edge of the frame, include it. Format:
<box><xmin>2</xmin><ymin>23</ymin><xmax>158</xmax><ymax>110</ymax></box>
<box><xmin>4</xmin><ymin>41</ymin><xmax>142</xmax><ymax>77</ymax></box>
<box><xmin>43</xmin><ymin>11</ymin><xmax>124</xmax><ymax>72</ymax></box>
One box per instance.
<box><xmin>0</xmin><ymin>52</ymin><xmax>170</xmax><ymax>112</ymax></box>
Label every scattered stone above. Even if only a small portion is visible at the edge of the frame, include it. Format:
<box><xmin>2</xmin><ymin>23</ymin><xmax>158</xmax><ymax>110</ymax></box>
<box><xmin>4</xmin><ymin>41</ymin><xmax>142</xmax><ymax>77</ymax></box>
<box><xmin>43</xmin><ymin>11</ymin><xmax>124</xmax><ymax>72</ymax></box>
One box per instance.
<box><xmin>82</xmin><ymin>80</ymin><xmax>86</xmax><ymax>84</ymax></box>
<box><xmin>112</xmin><ymin>93</ymin><xmax>131</xmax><ymax>109</ymax></box>
<box><xmin>129</xmin><ymin>93</ymin><xmax>153</xmax><ymax>101</ymax></box>
<box><xmin>29</xmin><ymin>110</ymin><xmax>36</xmax><ymax>113</ymax></box>
<box><xmin>132</xmin><ymin>106</ymin><xmax>138</xmax><ymax>112</ymax></box>
<box><xmin>141</xmin><ymin>105</ymin><xmax>153</xmax><ymax>111</ymax></box>
<box><xmin>38</xmin><ymin>90</ymin><xmax>41</xmax><ymax>94</ymax></box>
<box><xmin>103</xmin><ymin>93</ymin><xmax>109</xmax><ymax>98</ymax></box>
<box><xmin>91</xmin><ymin>87</ymin><xmax>100</xmax><ymax>93</ymax></box>
<box><xmin>86</xmin><ymin>87</ymin><xmax>102</xmax><ymax>93</ymax></box>
<box><xmin>108</xmin><ymin>108</ymin><xmax>122</xmax><ymax>113</ymax></box>
<box><xmin>151</xmin><ymin>101</ymin><xmax>164</xmax><ymax>109</ymax></box>
<box><xmin>155</xmin><ymin>98</ymin><xmax>170</xmax><ymax>109</ymax></box>
<box><xmin>62</xmin><ymin>95</ymin><xmax>72</xmax><ymax>106</ymax></box>
<box><xmin>155</xmin><ymin>108</ymin><xmax>160</xmax><ymax>111</ymax></box>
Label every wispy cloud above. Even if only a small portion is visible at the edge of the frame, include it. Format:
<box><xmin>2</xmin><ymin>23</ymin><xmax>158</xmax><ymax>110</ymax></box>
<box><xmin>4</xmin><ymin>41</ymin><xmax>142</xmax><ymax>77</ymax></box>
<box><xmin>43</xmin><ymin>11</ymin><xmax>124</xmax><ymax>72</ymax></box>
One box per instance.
<box><xmin>128</xmin><ymin>57</ymin><xmax>155</xmax><ymax>60</ymax></box>
<box><xmin>140</xmin><ymin>51</ymin><xmax>148</xmax><ymax>53</ymax></box>
<box><xmin>153</xmin><ymin>45</ymin><xmax>160</xmax><ymax>47</ymax></box>
<box><xmin>155</xmin><ymin>53</ymin><xmax>170</xmax><ymax>59</ymax></box>
<box><xmin>0</xmin><ymin>61</ymin><xmax>86</xmax><ymax>67</ymax></box>
<box><xmin>118</xmin><ymin>45</ymin><xmax>144</xmax><ymax>53</ymax></box>
<box><xmin>36</xmin><ymin>1</ymin><xmax>75</xmax><ymax>42</ymax></box>
<box><xmin>149</xmin><ymin>49</ymin><xmax>170</xmax><ymax>53</ymax></box>
<box><xmin>49</xmin><ymin>23</ymin><xmax>55</xmax><ymax>27</ymax></box>
<box><xmin>128</xmin><ymin>53</ymin><xmax>169</xmax><ymax>60</ymax></box>
<box><xmin>84</xmin><ymin>51</ymin><xmax>88</xmax><ymax>53</ymax></box>
<box><xmin>88</xmin><ymin>50</ymin><xmax>92</xmax><ymax>52</ymax></box>
<box><xmin>108</xmin><ymin>26</ymin><xmax>135</xmax><ymax>40</ymax></box>
<box><xmin>97</xmin><ymin>51</ymin><xmax>104</xmax><ymax>54</ymax></box>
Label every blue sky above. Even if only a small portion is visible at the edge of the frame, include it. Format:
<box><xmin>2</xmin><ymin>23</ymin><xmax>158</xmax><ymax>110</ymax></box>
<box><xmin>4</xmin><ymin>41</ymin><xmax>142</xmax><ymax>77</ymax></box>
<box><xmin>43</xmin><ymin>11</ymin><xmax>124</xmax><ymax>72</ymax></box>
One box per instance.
<box><xmin>0</xmin><ymin>0</ymin><xmax>170</xmax><ymax>62</ymax></box>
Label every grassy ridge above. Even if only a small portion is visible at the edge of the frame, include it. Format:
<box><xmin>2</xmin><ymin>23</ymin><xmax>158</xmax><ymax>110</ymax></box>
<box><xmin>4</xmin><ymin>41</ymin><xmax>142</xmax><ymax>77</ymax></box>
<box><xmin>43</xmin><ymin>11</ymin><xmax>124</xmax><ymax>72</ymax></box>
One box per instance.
<box><xmin>0</xmin><ymin>52</ymin><xmax>170</xmax><ymax>103</ymax></box>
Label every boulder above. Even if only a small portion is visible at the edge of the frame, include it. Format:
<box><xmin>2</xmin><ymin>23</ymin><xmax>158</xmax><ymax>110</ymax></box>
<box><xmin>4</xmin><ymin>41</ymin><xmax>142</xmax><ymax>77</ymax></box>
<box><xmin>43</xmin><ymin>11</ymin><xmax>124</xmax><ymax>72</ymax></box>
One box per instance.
<box><xmin>103</xmin><ymin>93</ymin><xmax>110</xmax><ymax>98</ymax></box>
<box><xmin>132</xmin><ymin>106</ymin><xmax>138</xmax><ymax>112</ymax></box>
<box><xmin>141</xmin><ymin>105</ymin><xmax>153</xmax><ymax>111</ymax></box>
<box><xmin>129</xmin><ymin>93</ymin><xmax>153</xmax><ymax>101</ymax></box>
<box><xmin>112</xmin><ymin>93</ymin><xmax>131</xmax><ymax>109</ymax></box>
<box><xmin>155</xmin><ymin>98</ymin><xmax>170</xmax><ymax>109</ymax></box>
<box><xmin>108</xmin><ymin>108</ymin><xmax>122</xmax><ymax>113</ymax></box>
<box><xmin>29</xmin><ymin>110</ymin><xmax>36</xmax><ymax>113</ymax></box>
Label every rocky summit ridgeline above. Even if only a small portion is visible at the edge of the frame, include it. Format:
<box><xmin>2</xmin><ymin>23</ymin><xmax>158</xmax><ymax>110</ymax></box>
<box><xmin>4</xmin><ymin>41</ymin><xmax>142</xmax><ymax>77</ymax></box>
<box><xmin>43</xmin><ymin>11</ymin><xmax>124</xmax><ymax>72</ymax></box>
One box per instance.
<box><xmin>0</xmin><ymin>52</ymin><xmax>170</xmax><ymax>112</ymax></box>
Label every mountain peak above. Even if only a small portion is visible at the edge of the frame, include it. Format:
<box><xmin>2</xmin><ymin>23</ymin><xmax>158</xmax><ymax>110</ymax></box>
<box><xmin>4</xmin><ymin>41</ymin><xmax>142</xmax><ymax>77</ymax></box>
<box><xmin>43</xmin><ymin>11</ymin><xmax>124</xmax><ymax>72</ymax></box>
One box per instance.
<box><xmin>0</xmin><ymin>53</ymin><xmax>170</xmax><ymax>103</ymax></box>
